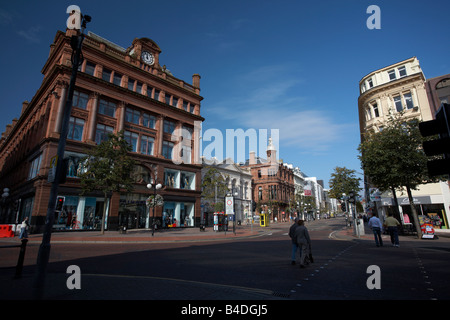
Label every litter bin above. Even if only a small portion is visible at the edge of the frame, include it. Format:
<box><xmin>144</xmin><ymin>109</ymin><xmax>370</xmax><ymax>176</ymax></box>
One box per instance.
<box><xmin>354</xmin><ymin>218</ymin><xmax>365</xmax><ymax>236</ymax></box>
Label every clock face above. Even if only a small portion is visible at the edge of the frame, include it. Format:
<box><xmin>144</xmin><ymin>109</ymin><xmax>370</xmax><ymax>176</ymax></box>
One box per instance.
<box><xmin>141</xmin><ymin>51</ymin><xmax>154</xmax><ymax>65</ymax></box>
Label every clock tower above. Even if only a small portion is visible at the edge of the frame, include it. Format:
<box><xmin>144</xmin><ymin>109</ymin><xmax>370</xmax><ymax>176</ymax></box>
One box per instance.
<box><xmin>128</xmin><ymin>37</ymin><xmax>162</xmax><ymax>69</ymax></box>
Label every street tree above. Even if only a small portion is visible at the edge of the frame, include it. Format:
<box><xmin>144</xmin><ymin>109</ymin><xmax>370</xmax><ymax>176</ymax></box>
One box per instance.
<box><xmin>358</xmin><ymin>114</ymin><xmax>434</xmax><ymax>238</ymax></box>
<box><xmin>79</xmin><ymin>131</ymin><xmax>135</xmax><ymax>234</ymax></box>
<box><xmin>201</xmin><ymin>167</ymin><xmax>229</xmax><ymax>212</ymax></box>
<box><xmin>328</xmin><ymin>166</ymin><xmax>362</xmax><ymax>200</ymax></box>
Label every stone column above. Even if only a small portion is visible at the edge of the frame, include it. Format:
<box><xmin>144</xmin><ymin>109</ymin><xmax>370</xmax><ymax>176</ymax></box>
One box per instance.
<box><xmin>155</xmin><ymin>115</ymin><xmax>164</xmax><ymax>157</ymax></box>
<box><xmin>117</xmin><ymin>101</ymin><xmax>126</xmax><ymax>133</ymax></box>
<box><xmin>87</xmin><ymin>92</ymin><xmax>99</xmax><ymax>143</ymax></box>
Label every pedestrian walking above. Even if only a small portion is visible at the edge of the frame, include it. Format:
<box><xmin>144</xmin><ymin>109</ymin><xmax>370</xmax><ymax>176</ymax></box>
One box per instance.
<box><xmin>294</xmin><ymin>219</ymin><xmax>311</xmax><ymax>268</ymax></box>
<box><xmin>368</xmin><ymin>213</ymin><xmax>383</xmax><ymax>247</ymax></box>
<box><xmin>384</xmin><ymin>213</ymin><xmax>400</xmax><ymax>247</ymax></box>
<box><xmin>289</xmin><ymin>218</ymin><xmax>299</xmax><ymax>265</ymax></box>
<box><xmin>19</xmin><ymin>217</ymin><xmax>29</xmax><ymax>239</ymax></box>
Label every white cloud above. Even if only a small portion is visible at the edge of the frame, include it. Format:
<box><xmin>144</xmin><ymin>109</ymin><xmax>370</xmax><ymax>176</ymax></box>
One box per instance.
<box><xmin>206</xmin><ymin>64</ymin><xmax>355</xmax><ymax>155</ymax></box>
<box><xmin>0</xmin><ymin>8</ymin><xmax>14</xmax><ymax>25</ymax></box>
<box><xmin>17</xmin><ymin>25</ymin><xmax>42</xmax><ymax>43</ymax></box>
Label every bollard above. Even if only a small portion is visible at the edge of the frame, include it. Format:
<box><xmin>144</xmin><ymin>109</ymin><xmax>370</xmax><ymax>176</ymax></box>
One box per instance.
<box><xmin>14</xmin><ymin>239</ymin><xmax>28</xmax><ymax>279</ymax></box>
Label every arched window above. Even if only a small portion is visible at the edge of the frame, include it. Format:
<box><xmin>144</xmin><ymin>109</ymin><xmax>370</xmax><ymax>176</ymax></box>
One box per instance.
<box><xmin>436</xmin><ymin>78</ymin><xmax>450</xmax><ymax>89</ymax></box>
<box><xmin>436</xmin><ymin>78</ymin><xmax>450</xmax><ymax>104</ymax></box>
<box><xmin>132</xmin><ymin>165</ymin><xmax>153</xmax><ymax>184</ymax></box>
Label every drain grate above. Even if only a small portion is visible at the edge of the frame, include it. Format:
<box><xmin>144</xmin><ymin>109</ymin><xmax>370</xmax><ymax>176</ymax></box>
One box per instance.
<box><xmin>272</xmin><ymin>291</ymin><xmax>291</xmax><ymax>298</ymax></box>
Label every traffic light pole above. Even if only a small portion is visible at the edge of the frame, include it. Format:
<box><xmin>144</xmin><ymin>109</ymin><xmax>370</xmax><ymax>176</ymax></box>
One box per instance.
<box><xmin>33</xmin><ymin>19</ymin><xmax>90</xmax><ymax>299</ymax></box>
<box><xmin>419</xmin><ymin>103</ymin><xmax>450</xmax><ymax>177</ymax></box>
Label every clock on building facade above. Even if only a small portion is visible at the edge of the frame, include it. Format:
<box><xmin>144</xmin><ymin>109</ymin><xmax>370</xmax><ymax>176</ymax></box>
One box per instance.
<box><xmin>141</xmin><ymin>51</ymin><xmax>155</xmax><ymax>65</ymax></box>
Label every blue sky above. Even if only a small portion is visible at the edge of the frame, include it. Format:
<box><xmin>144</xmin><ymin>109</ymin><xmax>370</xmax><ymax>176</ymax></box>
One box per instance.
<box><xmin>1</xmin><ymin>0</ymin><xmax>449</xmax><ymax>189</ymax></box>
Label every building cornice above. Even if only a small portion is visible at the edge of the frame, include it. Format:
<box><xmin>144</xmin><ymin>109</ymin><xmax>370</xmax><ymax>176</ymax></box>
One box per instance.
<box><xmin>358</xmin><ymin>72</ymin><xmax>425</xmax><ymax>106</ymax></box>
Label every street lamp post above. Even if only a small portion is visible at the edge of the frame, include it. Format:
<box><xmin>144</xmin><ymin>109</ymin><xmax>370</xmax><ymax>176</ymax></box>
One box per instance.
<box><xmin>233</xmin><ymin>191</ymin><xmax>238</xmax><ymax>235</ymax></box>
<box><xmin>147</xmin><ymin>183</ymin><xmax>162</xmax><ymax>236</ymax></box>
<box><xmin>33</xmin><ymin>12</ymin><xmax>91</xmax><ymax>299</ymax></box>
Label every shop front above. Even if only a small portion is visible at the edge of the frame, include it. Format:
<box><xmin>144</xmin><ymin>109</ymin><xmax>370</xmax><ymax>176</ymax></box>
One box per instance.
<box><xmin>380</xmin><ymin>195</ymin><xmax>449</xmax><ymax>230</ymax></box>
<box><xmin>118</xmin><ymin>194</ymin><xmax>148</xmax><ymax>230</ymax></box>
<box><xmin>117</xmin><ymin>194</ymin><xmax>196</xmax><ymax>229</ymax></box>
<box><xmin>53</xmin><ymin>195</ymin><xmax>107</xmax><ymax>230</ymax></box>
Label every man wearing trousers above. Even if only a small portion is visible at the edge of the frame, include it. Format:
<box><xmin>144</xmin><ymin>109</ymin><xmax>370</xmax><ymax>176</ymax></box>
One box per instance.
<box><xmin>294</xmin><ymin>219</ymin><xmax>311</xmax><ymax>268</ymax></box>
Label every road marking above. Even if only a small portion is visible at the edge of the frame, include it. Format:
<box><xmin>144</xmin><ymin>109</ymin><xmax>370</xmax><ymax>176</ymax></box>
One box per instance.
<box><xmin>83</xmin><ymin>273</ymin><xmax>275</xmax><ymax>296</ymax></box>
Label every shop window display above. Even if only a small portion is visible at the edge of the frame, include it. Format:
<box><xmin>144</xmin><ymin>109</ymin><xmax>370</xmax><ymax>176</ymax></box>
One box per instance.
<box><xmin>162</xmin><ymin>201</ymin><xmax>194</xmax><ymax>228</ymax></box>
<box><xmin>164</xmin><ymin>168</ymin><xmax>195</xmax><ymax>190</ymax></box>
<box><xmin>53</xmin><ymin>196</ymin><xmax>103</xmax><ymax>230</ymax></box>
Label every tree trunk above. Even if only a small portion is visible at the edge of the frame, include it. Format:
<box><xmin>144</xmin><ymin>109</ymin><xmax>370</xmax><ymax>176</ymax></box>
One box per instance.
<box><xmin>406</xmin><ymin>185</ymin><xmax>422</xmax><ymax>239</ymax></box>
<box><xmin>391</xmin><ymin>186</ymin><xmax>401</xmax><ymax>219</ymax></box>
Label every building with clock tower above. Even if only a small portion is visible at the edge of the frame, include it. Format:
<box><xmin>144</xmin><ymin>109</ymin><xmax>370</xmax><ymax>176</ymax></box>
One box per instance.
<box><xmin>0</xmin><ymin>28</ymin><xmax>204</xmax><ymax>232</ymax></box>
<box><xmin>241</xmin><ymin>138</ymin><xmax>295</xmax><ymax>223</ymax></box>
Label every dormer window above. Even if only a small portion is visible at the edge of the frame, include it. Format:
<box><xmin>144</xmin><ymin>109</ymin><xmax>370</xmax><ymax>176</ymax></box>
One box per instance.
<box><xmin>388</xmin><ymin>70</ymin><xmax>396</xmax><ymax>81</ymax></box>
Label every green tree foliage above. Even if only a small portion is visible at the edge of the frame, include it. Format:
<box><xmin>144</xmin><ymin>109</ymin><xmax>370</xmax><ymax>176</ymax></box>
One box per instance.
<box><xmin>328</xmin><ymin>166</ymin><xmax>362</xmax><ymax>200</ymax></box>
<box><xmin>201</xmin><ymin>167</ymin><xmax>229</xmax><ymax>212</ymax></box>
<box><xmin>79</xmin><ymin>131</ymin><xmax>135</xmax><ymax>234</ymax></box>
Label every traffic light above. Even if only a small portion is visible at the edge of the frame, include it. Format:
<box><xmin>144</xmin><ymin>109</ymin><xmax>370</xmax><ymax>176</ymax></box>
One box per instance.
<box><xmin>252</xmin><ymin>201</ymin><xmax>256</xmax><ymax>212</ymax></box>
<box><xmin>341</xmin><ymin>202</ymin><xmax>347</xmax><ymax>212</ymax></box>
<box><xmin>419</xmin><ymin>103</ymin><xmax>450</xmax><ymax>177</ymax></box>
<box><xmin>348</xmin><ymin>191</ymin><xmax>356</xmax><ymax>204</ymax></box>
<box><xmin>55</xmin><ymin>196</ymin><xmax>65</xmax><ymax>211</ymax></box>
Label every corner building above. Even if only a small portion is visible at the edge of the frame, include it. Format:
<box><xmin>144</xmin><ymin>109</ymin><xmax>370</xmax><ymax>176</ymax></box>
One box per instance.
<box><xmin>358</xmin><ymin>57</ymin><xmax>450</xmax><ymax>229</ymax></box>
<box><xmin>0</xmin><ymin>29</ymin><xmax>204</xmax><ymax>232</ymax></box>
<box><xmin>241</xmin><ymin>138</ymin><xmax>295</xmax><ymax>222</ymax></box>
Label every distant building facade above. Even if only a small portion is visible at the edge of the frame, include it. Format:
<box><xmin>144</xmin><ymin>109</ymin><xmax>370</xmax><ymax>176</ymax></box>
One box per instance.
<box><xmin>201</xmin><ymin>157</ymin><xmax>252</xmax><ymax>225</ymax></box>
<box><xmin>241</xmin><ymin>138</ymin><xmax>295</xmax><ymax>222</ymax></box>
<box><xmin>0</xmin><ymin>28</ymin><xmax>204</xmax><ymax>232</ymax></box>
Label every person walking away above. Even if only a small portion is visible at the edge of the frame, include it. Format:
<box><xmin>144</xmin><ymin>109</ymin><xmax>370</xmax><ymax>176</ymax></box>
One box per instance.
<box><xmin>368</xmin><ymin>213</ymin><xmax>383</xmax><ymax>247</ymax></box>
<box><xmin>19</xmin><ymin>217</ymin><xmax>29</xmax><ymax>239</ymax></box>
<box><xmin>294</xmin><ymin>219</ymin><xmax>311</xmax><ymax>268</ymax></box>
<box><xmin>384</xmin><ymin>213</ymin><xmax>400</xmax><ymax>247</ymax></box>
<box><xmin>289</xmin><ymin>218</ymin><xmax>299</xmax><ymax>265</ymax></box>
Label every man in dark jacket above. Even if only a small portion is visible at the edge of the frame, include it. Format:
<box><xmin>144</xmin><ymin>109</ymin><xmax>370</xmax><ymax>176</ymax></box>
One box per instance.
<box><xmin>294</xmin><ymin>219</ymin><xmax>311</xmax><ymax>268</ymax></box>
<box><xmin>289</xmin><ymin>218</ymin><xmax>299</xmax><ymax>265</ymax></box>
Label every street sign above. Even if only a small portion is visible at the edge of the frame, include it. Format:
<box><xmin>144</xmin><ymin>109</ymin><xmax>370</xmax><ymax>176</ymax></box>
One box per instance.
<box><xmin>48</xmin><ymin>155</ymin><xmax>58</xmax><ymax>182</ymax></box>
<box><xmin>225</xmin><ymin>196</ymin><xmax>234</xmax><ymax>215</ymax></box>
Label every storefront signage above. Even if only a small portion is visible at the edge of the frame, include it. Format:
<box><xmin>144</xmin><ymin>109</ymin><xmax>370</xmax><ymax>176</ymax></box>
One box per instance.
<box><xmin>400</xmin><ymin>196</ymin><xmax>431</xmax><ymax>205</ymax></box>
<box><xmin>369</xmin><ymin>188</ymin><xmax>381</xmax><ymax>201</ymax></box>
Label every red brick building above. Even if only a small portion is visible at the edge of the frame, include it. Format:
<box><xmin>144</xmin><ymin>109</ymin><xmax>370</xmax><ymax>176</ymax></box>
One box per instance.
<box><xmin>242</xmin><ymin>138</ymin><xmax>295</xmax><ymax>222</ymax></box>
<box><xmin>425</xmin><ymin>74</ymin><xmax>450</xmax><ymax>116</ymax></box>
<box><xmin>0</xmin><ymin>28</ymin><xmax>204</xmax><ymax>232</ymax></box>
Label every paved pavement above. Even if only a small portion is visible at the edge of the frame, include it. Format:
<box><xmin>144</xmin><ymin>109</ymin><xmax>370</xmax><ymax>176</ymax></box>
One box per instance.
<box><xmin>0</xmin><ymin>223</ymin><xmax>266</xmax><ymax>244</ymax></box>
<box><xmin>2</xmin><ymin>217</ymin><xmax>448</xmax><ymax>245</ymax></box>
<box><xmin>1</xmin><ymin>218</ymin><xmax>449</xmax><ymax>302</ymax></box>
